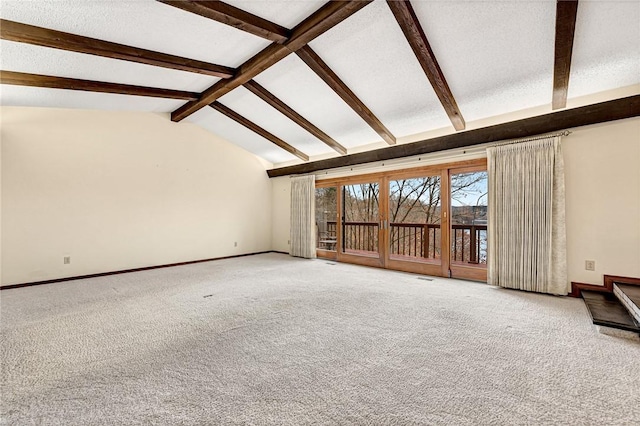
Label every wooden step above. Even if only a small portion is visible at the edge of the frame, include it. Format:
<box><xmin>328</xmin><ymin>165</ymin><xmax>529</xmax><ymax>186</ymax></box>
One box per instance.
<box><xmin>614</xmin><ymin>283</ymin><xmax>640</xmax><ymax>324</ymax></box>
<box><xmin>581</xmin><ymin>290</ymin><xmax>640</xmax><ymax>333</ymax></box>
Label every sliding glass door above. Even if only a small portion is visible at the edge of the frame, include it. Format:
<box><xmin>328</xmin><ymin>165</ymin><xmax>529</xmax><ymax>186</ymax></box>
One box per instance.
<box><xmin>315</xmin><ymin>185</ymin><xmax>338</xmax><ymax>259</ymax></box>
<box><xmin>339</xmin><ymin>180</ymin><xmax>384</xmax><ymax>268</ymax></box>
<box><xmin>385</xmin><ymin>172</ymin><xmax>444</xmax><ymax>276</ymax></box>
<box><xmin>449</xmin><ymin>167</ymin><xmax>488</xmax><ymax>281</ymax></box>
<box><xmin>315</xmin><ymin>159</ymin><xmax>488</xmax><ymax>281</ymax></box>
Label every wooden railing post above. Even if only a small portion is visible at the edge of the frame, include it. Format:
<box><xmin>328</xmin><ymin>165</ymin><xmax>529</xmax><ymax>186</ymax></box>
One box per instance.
<box><xmin>423</xmin><ymin>224</ymin><xmax>429</xmax><ymax>258</ymax></box>
<box><xmin>469</xmin><ymin>225</ymin><xmax>477</xmax><ymax>264</ymax></box>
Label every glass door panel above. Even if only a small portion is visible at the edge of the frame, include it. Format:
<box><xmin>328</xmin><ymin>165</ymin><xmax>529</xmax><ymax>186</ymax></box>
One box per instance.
<box><xmin>315</xmin><ymin>187</ymin><xmax>337</xmax><ymax>255</ymax></box>
<box><xmin>315</xmin><ymin>158</ymin><xmax>488</xmax><ymax>280</ymax></box>
<box><xmin>388</xmin><ymin>176</ymin><xmax>441</xmax><ymax>261</ymax></box>
<box><xmin>450</xmin><ymin>170</ymin><xmax>488</xmax><ymax>280</ymax></box>
<box><xmin>341</xmin><ymin>182</ymin><xmax>381</xmax><ymax>259</ymax></box>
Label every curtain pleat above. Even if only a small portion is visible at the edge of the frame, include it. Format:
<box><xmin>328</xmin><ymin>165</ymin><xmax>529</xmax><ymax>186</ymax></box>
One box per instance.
<box><xmin>290</xmin><ymin>175</ymin><xmax>316</xmax><ymax>259</ymax></box>
<box><xmin>487</xmin><ymin>137</ymin><xmax>568</xmax><ymax>295</ymax></box>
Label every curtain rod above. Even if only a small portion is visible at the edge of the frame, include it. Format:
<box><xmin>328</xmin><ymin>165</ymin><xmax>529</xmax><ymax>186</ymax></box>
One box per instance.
<box><xmin>290</xmin><ymin>131</ymin><xmax>572</xmax><ymax>178</ymax></box>
<box><xmin>490</xmin><ymin>130</ymin><xmax>571</xmax><ymax>148</ymax></box>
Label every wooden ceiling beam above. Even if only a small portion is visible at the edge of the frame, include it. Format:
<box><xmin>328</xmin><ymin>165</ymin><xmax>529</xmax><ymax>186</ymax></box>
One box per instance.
<box><xmin>553</xmin><ymin>0</ymin><xmax>579</xmax><ymax>110</ymax></box>
<box><xmin>243</xmin><ymin>80</ymin><xmax>347</xmax><ymax>155</ymax></box>
<box><xmin>157</xmin><ymin>0</ymin><xmax>290</xmax><ymax>43</ymax></box>
<box><xmin>387</xmin><ymin>0</ymin><xmax>465</xmax><ymax>131</ymax></box>
<box><xmin>295</xmin><ymin>46</ymin><xmax>396</xmax><ymax>145</ymax></box>
<box><xmin>267</xmin><ymin>95</ymin><xmax>640</xmax><ymax>177</ymax></box>
<box><xmin>0</xmin><ymin>70</ymin><xmax>200</xmax><ymax>100</ymax></box>
<box><xmin>172</xmin><ymin>44</ymin><xmax>289</xmax><ymax>122</ymax></box>
<box><xmin>171</xmin><ymin>1</ymin><xmax>372</xmax><ymax>122</ymax></box>
<box><xmin>210</xmin><ymin>101</ymin><xmax>309</xmax><ymax>161</ymax></box>
<box><xmin>0</xmin><ymin>19</ymin><xmax>235</xmax><ymax>78</ymax></box>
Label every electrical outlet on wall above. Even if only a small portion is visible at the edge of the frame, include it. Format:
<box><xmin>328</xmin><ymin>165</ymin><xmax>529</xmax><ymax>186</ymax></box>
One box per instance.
<box><xmin>585</xmin><ymin>260</ymin><xmax>595</xmax><ymax>271</ymax></box>
<box><xmin>234</xmin><ymin>242</ymin><xmax>237</xmax><ymax>247</ymax></box>
<box><xmin>63</xmin><ymin>256</ymin><xmax>71</xmax><ymax>265</ymax></box>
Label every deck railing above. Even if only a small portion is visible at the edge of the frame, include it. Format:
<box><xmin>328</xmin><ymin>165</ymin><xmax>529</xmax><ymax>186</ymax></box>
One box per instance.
<box><xmin>342</xmin><ymin>221</ymin><xmax>379</xmax><ymax>252</ymax></box>
<box><xmin>451</xmin><ymin>224</ymin><xmax>487</xmax><ymax>264</ymax></box>
<box><xmin>389</xmin><ymin>222</ymin><xmax>441</xmax><ymax>259</ymax></box>
<box><xmin>323</xmin><ymin>221</ymin><xmax>487</xmax><ymax>264</ymax></box>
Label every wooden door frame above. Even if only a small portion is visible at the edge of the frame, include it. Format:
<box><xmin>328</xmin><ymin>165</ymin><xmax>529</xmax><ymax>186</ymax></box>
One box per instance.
<box><xmin>336</xmin><ymin>177</ymin><xmax>386</xmax><ymax>269</ymax></box>
<box><xmin>447</xmin><ymin>160</ymin><xmax>488</xmax><ymax>281</ymax></box>
<box><xmin>314</xmin><ymin>158</ymin><xmax>488</xmax><ymax>280</ymax></box>
<box><xmin>441</xmin><ymin>167</ymin><xmax>451</xmax><ymax>277</ymax></box>
<box><xmin>315</xmin><ymin>180</ymin><xmax>338</xmax><ymax>261</ymax></box>
<box><xmin>383</xmin><ymin>166</ymin><xmax>446</xmax><ymax>276</ymax></box>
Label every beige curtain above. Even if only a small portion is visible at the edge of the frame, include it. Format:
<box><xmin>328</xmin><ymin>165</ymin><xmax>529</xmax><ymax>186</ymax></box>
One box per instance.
<box><xmin>290</xmin><ymin>175</ymin><xmax>316</xmax><ymax>259</ymax></box>
<box><xmin>487</xmin><ymin>136</ymin><xmax>568</xmax><ymax>295</ymax></box>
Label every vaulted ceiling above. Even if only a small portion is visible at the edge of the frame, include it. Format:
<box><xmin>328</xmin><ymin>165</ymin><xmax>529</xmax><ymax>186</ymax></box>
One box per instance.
<box><xmin>1</xmin><ymin>0</ymin><xmax>639</xmax><ymax>167</ymax></box>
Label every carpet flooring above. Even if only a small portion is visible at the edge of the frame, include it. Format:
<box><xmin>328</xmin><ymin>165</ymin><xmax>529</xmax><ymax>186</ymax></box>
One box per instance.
<box><xmin>1</xmin><ymin>253</ymin><xmax>639</xmax><ymax>425</ymax></box>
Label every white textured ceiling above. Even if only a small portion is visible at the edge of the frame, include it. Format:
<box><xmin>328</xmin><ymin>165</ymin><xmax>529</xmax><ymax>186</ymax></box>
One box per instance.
<box><xmin>0</xmin><ymin>84</ymin><xmax>186</xmax><ymax>113</ymax></box>
<box><xmin>1</xmin><ymin>0</ymin><xmax>639</xmax><ymax>167</ymax></box>
<box><xmin>0</xmin><ymin>0</ymin><xmax>270</xmax><ymax>66</ymax></box>
<box><xmin>217</xmin><ymin>86</ymin><xmax>334</xmax><ymax>157</ymax></box>
<box><xmin>309</xmin><ymin>0</ymin><xmax>452</xmax><ymax>137</ymax></box>
<box><xmin>0</xmin><ymin>40</ymin><xmax>219</xmax><ymax>92</ymax></box>
<box><xmin>186</xmin><ymin>105</ymin><xmax>299</xmax><ymax>164</ymax></box>
<box><xmin>254</xmin><ymin>54</ymin><xmax>381</xmax><ymax>148</ymax></box>
<box><xmin>230</xmin><ymin>0</ymin><xmax>326</xmax><ymax>29</ymax></box>
<box><xmin>569</xmin><ymin>0</ymin><xmax>640</xmax><ymax>98</ymax></box>
<box><xmin>410</xmin><ymin>1</ymin><xmax>557</xmax><ymax>122</ymax></box>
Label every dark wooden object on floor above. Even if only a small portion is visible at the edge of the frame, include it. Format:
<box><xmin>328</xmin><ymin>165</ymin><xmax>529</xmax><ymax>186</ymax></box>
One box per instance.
<box><xmin>570</xmin><ymin>273</ymin><xmax>640</xmax><ymax>297</ymax></box>
<box><xmin>616</xmin><ymin>284</ymin><xmax>640</xmax><ymax>311</ymax></box>
<box><xmin>574</xmin><ymin>274</ymin><xmax>640</xmax><ymax>334</ymax></box>
<box><xmin>581</xmin><ymin>290</ymin><xmax>640</xmax><ymax>333</ymax></box>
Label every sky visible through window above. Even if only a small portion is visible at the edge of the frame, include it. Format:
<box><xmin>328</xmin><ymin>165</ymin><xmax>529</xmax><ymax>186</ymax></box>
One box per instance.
<box><xmin>451</xmin><ymin>171</ymin><xmax>488</xmax><ymax>207</ymax></box>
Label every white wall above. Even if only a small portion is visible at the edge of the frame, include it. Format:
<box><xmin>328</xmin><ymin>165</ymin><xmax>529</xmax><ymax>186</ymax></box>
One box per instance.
<box><xmin>564</xmin><ymin>117</ymin><xmax>640</xmax><ymax>284</ymax></box>
<box><xmin>270</xmin><ymin>117</ymin><xmax>640</xmax><ymax>286</ymax></box>
<box><xmin>3</xmin><ymin>107</ymin><xmax>637</xmax><ymax>287</ymax></box>
<box><xmin>1</xmin><ymin>107</ymin><xmax>272</xmax><ymax>285</ymax></box>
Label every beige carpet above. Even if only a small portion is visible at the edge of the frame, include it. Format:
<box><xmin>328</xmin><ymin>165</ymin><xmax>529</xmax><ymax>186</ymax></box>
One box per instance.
<box><xmin>1</xmin><ymin>253</ymin><xmax>639</xmax><ymax>425</ymax></box>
